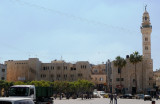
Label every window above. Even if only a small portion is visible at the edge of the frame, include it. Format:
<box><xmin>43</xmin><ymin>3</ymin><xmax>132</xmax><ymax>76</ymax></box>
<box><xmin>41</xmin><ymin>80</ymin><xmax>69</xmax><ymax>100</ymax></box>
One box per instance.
<box><xmin>110</xmin><ymin>79</ymin><xmax>112</xmax><ymax>82</ymax></box>
<box><xmin>118</xmin><ymin>68</ymin><xmax>121</xmax><ymax>73</ymax></box>
<box><xmin>145</xmin><ymin>16</ymin><xmax>147</xmax><ymax>20</ymax></box>
<box><xmin>64</xmin><ymin>66</ymin><xmax>68</xmax><ymax>70</ymax></box>
<box><xmin>43</xmin><ymin>67</ymin><xmax>45</xmax><ymax>70</ymax></box>
<box><xmin>78</xmin><ymin>73</ymin><xmax>82</xmax><ymax>77</ymax></box>
<box><xmin>133</xmin><ymin>79</ymin><xmax>135</xmax><ymax>82</ymax></box>
<box><xmin>99</xmin><ymin>77</ymin><xmax>103</xmax><ymax>81</ymax></box>
<box><xmin>51</xmin><ymin>74</ymin><xmax>54</xmax><ymax>78</ymax></box>
<box><xmin>95</xmin><ymin>78</ymin><xmax>97</xmax><ymax>81</ymax></box>
<box><xmin>81</xmin><ymin>65</ymin><xmax>86</xmax><ymax>69</ymax></box>
<box><xmin>121</xmin><ymin>78</ymin><xmax>124</xmax><ymax>81</ymax></box>
<box><xmin>57</xmin><ymin>74</ymin><xmax>60</xmax><ymax>77</ymax></box>
<box><xmin>116</xmin><ymin>78</ymin><xmax>123</xmax><ymax>81</ymax></box>
<box><xmin>145</xmin><ymin>46</ymin><xmax>148</xmax><ymax>50</ymax></box>
<box><xmin>64</xmin><ymin>74</ymin><xmax>67</xmax><ymax>78</ymax></box>
<box><xmin>1</xmin><ymin>77</ymin><xmax>5</xmax><ymax>80</ymax></box>
<box><xmin>145</xmin><ymin>37</ymin><xmax>148</xmax><ymax>41</ymax></box>
<box><xmin>70</xmin><ymin>74</ymin><xmax>74</xmax><ymax>77</ymax></box>
<box><xmin>57</xmin><ymin>66</ymin><xmax>61</xmax><ymax>70</ymax></box>
<box><xmin>2</xmin><ymin>69</ymin><xmax>5</xmax><ymax>72</ymax></box>
<box><xmin>71</xmin><ymin>67</ymin><xmax>76</xmax><ymax>70</ymax></box>
<box><xmin>116</xmin><ymin>78</ymin><xmax>119</xmax><ymax>81</ymax></box>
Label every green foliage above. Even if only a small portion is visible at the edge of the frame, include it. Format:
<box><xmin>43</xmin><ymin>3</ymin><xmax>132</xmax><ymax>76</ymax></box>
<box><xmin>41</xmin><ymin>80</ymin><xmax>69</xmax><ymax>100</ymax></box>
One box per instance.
<box><xmin>129</xmin><ymin>51</ymin><xmax>142</xmax><ymax>64</ymax></box>
<box><xmin>0</xmin><ymin>80</ymin><xmax>14</xmax><ymax>96</ymax></box>
<box><xmin>0</xmin><ymin>80</ymin><xmax>94</xmax><ymax>96</ymax></box>
<box><xmin>113</xmin><ymin>56</ymin><xmax>126</xmax><ymax>69</ymax></box>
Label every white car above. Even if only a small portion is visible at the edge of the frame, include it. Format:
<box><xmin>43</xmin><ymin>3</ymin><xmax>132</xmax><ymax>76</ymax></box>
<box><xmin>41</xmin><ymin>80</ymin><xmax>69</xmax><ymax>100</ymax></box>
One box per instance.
<box><xmin>0</xmin><ymin>97</ymin><xmax>34</xmax><ymax>104</ymax></box>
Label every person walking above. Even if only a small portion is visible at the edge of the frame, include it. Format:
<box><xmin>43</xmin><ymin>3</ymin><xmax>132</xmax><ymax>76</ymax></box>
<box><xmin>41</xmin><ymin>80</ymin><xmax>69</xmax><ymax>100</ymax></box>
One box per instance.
<box><xmin>114</xmin><ymin>94</ymin><xmax>117</xmax><ymax>104</ymax></box>
<box><xmin>110</xmin><ymin>94</ymin><xmax>113</xmax><ymax>104</ymax></box>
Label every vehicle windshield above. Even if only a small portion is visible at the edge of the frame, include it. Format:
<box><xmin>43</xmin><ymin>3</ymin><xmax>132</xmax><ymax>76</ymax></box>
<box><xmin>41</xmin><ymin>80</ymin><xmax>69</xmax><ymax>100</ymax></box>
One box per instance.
<box><xmin>0</xmin><ymin>101</ymin><xmax>12</xmax><ymax>104</ymax></box>
<box><xmin>14</xmin><ymin>100</ymin><xmax>34</xmax><ymax>104</ymax></box>
<box><xmin>9</xmin><ymin>87</ymin><xmax>29</xmax><ymax>96</ymax></box>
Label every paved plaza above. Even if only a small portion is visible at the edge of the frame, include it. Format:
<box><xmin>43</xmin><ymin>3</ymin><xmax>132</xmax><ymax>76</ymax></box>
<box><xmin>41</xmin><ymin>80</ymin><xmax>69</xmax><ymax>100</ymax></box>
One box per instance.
<box><xmin>54</xmin><ymin>98</ymin><xmax>159</xmax><ymax>104</ymax></box>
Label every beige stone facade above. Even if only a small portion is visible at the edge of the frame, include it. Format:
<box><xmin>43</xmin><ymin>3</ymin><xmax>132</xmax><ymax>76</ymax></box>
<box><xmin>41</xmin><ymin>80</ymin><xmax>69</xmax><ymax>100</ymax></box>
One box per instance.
<box><xmin>91</xmin><ymin>64</ymin><xmax>107</xmax><ymax>90</ymax></box>
<box><xmin>40</xmin><ymin>60</ymin><xmax>91</xmax><ymax>82</ymax></box>
<box><xmin>5</xmin><ymin>58</ymin><xmax>41</xmax><ymax>82</ymax></box>
<box><xmin>107</xmin><ymin>9</ymin><xmax>154</xmax><ymax>94</ymax></box>
<box><xmin>110</xmin><ymin>58</ymin><xmax>153</xmax><ymax>94</ymax></box>
<box><xmin>153</xmin><ymin>70</ymin><xmax>160</xmax><ymax>88</ymax></box>
<box><xmin>5</xmin><ymin>59</ymin><xmax>91</xmax><ymax>82</ymax></box>
<box><xmin>0</xmin><ymin>64</ymin><xmax>7</xmax><ymax>80</ymax></box>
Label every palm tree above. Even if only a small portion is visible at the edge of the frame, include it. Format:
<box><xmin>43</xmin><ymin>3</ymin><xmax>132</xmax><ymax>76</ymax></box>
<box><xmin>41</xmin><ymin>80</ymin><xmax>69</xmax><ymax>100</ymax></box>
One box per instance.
<box><xmin>113</xmin><ymin>56</ymin><xmax>126</xmax><ymax>91</ymax></box>
<box><xmin>129</xmin><ymin>51</ymin><xmax>142</xmax><ymax>93</ymax></box>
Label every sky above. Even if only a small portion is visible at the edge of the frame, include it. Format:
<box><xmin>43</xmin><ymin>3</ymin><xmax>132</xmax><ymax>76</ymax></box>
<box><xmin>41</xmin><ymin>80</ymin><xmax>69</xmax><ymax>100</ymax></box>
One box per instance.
<box><xmin>0</xmin><ymin>0</ymin><xmax>160</xmax><ymax>70</ymax></box>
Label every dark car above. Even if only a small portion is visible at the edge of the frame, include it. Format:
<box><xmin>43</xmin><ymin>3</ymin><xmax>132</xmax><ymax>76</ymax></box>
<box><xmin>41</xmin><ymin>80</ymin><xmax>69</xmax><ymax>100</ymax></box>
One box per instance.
<box><xmin>144</xmin><ymin>95</ymin><xmax>152</xmax><ymax>101</ymax></box>
<box><xmin>121</xmin><ymin>94</ymin><xmax>133</xmax><ymax>99</ymax></box>
<box><xmin>135</xmin><ymin>94</ymin><xmax>144</xmax><ymax>99</ymax></box>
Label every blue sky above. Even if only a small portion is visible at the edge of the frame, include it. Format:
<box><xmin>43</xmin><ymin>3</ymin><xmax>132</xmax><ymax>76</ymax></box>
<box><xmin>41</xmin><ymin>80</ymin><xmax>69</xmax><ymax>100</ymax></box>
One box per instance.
<box><xmin>0</xmin><ymin>0</ymin><xmax>160</xmax><ymax>70</ymax></box>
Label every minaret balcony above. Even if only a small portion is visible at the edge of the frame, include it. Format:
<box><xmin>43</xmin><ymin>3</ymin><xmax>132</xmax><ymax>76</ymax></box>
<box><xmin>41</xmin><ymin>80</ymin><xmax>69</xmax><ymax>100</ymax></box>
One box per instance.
<box><xmin>141</xmin><ymin>25</ymin><xmax>152</xmax><ymax>29</ymax></box>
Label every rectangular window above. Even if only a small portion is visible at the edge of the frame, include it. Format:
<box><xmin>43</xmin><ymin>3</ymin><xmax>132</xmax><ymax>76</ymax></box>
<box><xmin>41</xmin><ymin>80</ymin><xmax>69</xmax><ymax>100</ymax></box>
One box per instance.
<box><xmin>2</xmin><ymin>69</ymin><xmax>5</xmax><ymax>72</ymax></box>
<box><xmin>78</xmin><ymin>73</ymin><xmax>82</xmax><ymax>77</ymax></box>
<box><xmin>121</xmin><ymin>78</ymin><xmax>124</xmax><ymax>81</ymax></box>
<box><xmin>145</xmin><ymin>37</ymin><xmax>148</xmax><ymax>41</ymax></box>
<box><xmin>43</xmin><ymin>67</ymin><xmax>45</xmax><ymax>70</ymax></box>
<box><xmin>57</xmin><ymin>66</ymin><xmax>61</xmax><ymax>70</ymax></box>
<box><xmin>118</xmin><ymin>68</ymin><xmax>121</xmax><ymax>73</ymax></box>
<box><xmin>1</xmin><ymin>77</ymin><xmax>5</xmax><ymax>80</ymax></box>
<box><xmin>145</xmin><ymin>46</ymin><xmax>148</xmax><ymax>50</ymax></box>
<box><xmin>133</xmin><ymin>79</ymin><xmax>135</xmax><ymax>82</ymax></box>
<box><xmin>116</xmin><ymin>78</ymin><xmax>119</xmax><ymax>81</ymax></box>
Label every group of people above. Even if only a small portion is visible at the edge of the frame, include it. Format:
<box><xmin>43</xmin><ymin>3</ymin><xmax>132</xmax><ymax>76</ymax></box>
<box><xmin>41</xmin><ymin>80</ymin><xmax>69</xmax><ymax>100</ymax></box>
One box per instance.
<box><xmin>109</xmin><ymin>93</ymin><xmax>117</xmax><ymax>104</ymax></box>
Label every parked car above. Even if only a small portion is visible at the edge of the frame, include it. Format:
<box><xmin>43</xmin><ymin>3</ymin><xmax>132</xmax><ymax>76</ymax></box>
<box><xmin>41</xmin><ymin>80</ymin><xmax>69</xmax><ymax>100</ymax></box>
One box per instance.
<box><xmin>144</xmin><ymin>95</ymin><xmax>152</xmax><ymax>101</ymax></box>
<box><xmin>93</xmin><ymin>91</ymin><xmax>99</xmax><ymax>98</ymax></box>
<box><xmin>100</xmin><ymin>91</ymin><xmax>106</xmax><ymax>96</ymax></box>
<box><xmin>135</xmin><ymin>94</ymin><xmax>144</xmax><ymax>99</ymax></box>
<box><xmin>103</xmin><ymin>93</ymin><xmax>110</xmax><ymax>98</ymax></box>
<box><xmin>0</xmin><ymin>97</ymin><xmax>34</xmax><ymax>104</ymax></box>
<box><xmin>120</xmin><ymin>94</ymin><xmax>133</xmax><ymax>99</ymax></box>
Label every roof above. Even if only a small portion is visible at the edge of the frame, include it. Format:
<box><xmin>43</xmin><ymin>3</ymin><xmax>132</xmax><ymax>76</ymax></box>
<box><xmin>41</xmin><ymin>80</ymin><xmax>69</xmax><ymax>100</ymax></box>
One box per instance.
<box><xmin>0</xmin><ymin>97</ymin><xmax>32</xmax><ymax>101</ymax></box>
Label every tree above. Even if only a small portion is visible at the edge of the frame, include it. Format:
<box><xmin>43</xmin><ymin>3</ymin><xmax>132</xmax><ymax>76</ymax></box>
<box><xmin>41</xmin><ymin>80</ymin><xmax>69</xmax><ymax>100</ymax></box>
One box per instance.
<box><xmin>129</xmin><ymin>51</ymin><xmax>142</xmax><ymax>93</ymax></box>
<box><xmin>113</xmin><ymin>56</ymin><xmax>126</xmax><ymax>92</ymax></box>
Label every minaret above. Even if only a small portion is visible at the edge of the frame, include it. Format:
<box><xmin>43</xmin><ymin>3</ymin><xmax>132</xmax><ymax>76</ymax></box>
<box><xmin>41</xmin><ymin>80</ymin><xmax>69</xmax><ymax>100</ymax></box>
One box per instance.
<box><xmin>141</xmin><ymin>6</ymin><xmax>153</xmax><ymax>92</ymax></box>
<box><xmin>141</xmin><ymin>5</ymin><xmax>152</xmax><ymax>59</ymax></box>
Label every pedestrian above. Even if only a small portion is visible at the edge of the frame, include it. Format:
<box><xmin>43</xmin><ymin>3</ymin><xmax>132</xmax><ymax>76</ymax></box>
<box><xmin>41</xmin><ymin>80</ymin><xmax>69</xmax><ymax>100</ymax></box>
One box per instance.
<box><xmin>110</xmin><ymin>93</ymin><xmax>113</xmax><ymax>104</ymax></box>
<box><xmin>114</xmin><ymin>94</ymin><xmax>117</xmax><ymax>104</ymax></box>
<box><xmin>156</xmin><ymin>93</ymin><xmax>159</xmax><ymax>100</ymax></box>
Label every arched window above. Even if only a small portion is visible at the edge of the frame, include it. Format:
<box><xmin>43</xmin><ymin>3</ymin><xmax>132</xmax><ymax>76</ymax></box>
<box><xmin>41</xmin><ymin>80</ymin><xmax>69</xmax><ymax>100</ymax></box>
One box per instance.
<box><xmin>145</xmin><ymin>46</ymin><xmax>148</xmax><ymax>50</ymax></box>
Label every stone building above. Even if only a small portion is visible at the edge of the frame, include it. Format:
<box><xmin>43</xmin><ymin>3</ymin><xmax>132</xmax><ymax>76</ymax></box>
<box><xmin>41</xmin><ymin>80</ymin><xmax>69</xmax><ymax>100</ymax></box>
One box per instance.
<box><xmin>153</xmin><ymin>70</ymin><xmax>160</xmax><ymax>90</ymax></box>
<box><xmin>5</xmin><ymin>58</ymin><xmax>91</xmax><ymax>82</ymax></box>
<box><xmin>5</xmin><ymin>58</ymin><xmax>41</xmax><ymax>82</ymax></box>
<box><xmin>40</xmin><ymin>60</ymin><xmax>91</xmax><ymax>82</ymax></box>
<box><xmin>91</xmin><ymin>64</ymin><xmax>107</xmax><ymax>91</ymax></box>
<box><xmin>107</xmin><ymin>8</ymin><xmax>154</xmax><ymax>94</ymax></box>
<box><xmin>0</xmin><ymin>64</ymin><xmax>7</xmax><ymax>80</ymax></box>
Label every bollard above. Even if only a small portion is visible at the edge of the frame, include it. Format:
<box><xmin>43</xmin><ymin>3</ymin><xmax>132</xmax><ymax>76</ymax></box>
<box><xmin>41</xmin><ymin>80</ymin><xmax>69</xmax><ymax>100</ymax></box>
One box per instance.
<box><xmin>152</xmin><ymin>101</ymin><xmax>155</xmax><ymax>104</ymax></box>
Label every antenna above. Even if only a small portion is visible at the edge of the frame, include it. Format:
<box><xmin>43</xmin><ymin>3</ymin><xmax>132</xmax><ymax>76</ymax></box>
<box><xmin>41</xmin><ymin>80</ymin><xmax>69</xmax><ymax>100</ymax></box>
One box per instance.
<box><xmin>61</xmin><ymin>56</ymin><xmax>62</xmax><ymax>61</ymax></box>
<box><xmin>145</xmin><ymin>5</ymin><xmax>147</xmax><ymax>11</ymax></box>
